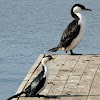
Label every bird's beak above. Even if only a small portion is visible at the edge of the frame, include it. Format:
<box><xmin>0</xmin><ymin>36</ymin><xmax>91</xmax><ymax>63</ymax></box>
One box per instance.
<box><xmin>85</xmin><ymin>8</ymin><xmax>91</xmax><ymax>11</ymax></box>
<box><xmin>52</xmin><ymin>58</ymin><xmax>56</xmax><ymax>60</ymax></box>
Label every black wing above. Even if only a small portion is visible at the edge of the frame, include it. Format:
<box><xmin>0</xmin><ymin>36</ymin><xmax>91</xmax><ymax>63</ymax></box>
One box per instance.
<box><xmin>24</xmin><ymin>70</ymin><xmax>45</xmax><ymax>96</ymax></box>
<box><xmin>59</xmin><ymin>20</ymin><xmax>80</xmax><ymax>48</ymax></box>
<box><xmin>29</xmin><ymin>77</ymin><xmax>46</xmax><ymax>96</ymax></box>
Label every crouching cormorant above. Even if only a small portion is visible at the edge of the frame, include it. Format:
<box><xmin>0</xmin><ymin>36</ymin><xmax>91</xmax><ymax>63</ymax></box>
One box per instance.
<box><xmin>7</xmin><ymin>55</ymin><xmax>55</xmax><ymax>100</ymax></box>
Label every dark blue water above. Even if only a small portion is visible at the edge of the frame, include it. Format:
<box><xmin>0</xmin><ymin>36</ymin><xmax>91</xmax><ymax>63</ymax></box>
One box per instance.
<box><xmin>0</xmin><ymin>0</ymin><xmax>100</xmax><ymax>100</ymax></box>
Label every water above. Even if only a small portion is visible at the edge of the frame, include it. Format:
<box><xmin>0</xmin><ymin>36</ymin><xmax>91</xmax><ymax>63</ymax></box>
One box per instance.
<box><xmin>0</xmin><ymin>0</ymin><xmax>100</xmax><ymax>100</ymax></box>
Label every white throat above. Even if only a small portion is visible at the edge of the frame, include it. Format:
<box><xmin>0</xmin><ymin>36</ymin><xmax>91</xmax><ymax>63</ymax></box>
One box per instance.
<box><xmin>75</xmin><ymin>12</ymin><xmax>86</xmax><ymax>25</ymax></box>
<box><xmin>42</xmin><ymin>59</ymin><xmax>49</xmax><ymax>77</ymax></box>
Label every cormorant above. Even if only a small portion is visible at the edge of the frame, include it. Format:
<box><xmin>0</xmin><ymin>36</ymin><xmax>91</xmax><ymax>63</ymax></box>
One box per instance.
<box><xmin>7</xmin><ymin>55</ymin><xmax>55</xmax><ymax>100</ymax></box>
<box><xmin>48</xmin><ymin>4</ymin><xmax>91</xmax><ymax>55</ymax></box>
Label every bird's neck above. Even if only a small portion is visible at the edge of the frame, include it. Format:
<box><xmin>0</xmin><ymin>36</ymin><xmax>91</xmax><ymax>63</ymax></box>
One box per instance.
<box><xmin>71</xmin><ymin>9</ymin><xmax>85</xmax><ymax>24</ymax></box>
<box><xmin>71</xmin><ymin>7</ymin><xmax>85</xmax><ymax>21</ymax></box>
<box><xmin>42</xmin><ymin>63</ymin><xmax>49</xmax><ymax>78</ymax></box>
<box><xmin>75</xmin><ymin>13</ymin><xmax>86</xmax><ymax>25</ymax></box>
<box><xmin>71</xmin><ymin>9</ymin><xmax>80</xmax><ymax>21</ymax></box>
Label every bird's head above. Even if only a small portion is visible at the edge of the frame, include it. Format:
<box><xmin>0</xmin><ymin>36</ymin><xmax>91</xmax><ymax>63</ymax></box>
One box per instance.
<box><xmin>42</xmin><ymin>55</ymin><xmax>55</xmax><ymax>66</ymax></box>
<box><xmin>72</xmin><ymin>4</ymin><xmax>91</xmax><ymax>13</ymax></box>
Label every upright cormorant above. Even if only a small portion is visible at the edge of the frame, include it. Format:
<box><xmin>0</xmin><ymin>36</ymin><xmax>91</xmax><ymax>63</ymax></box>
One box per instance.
<box><xmin>48</xmin><ymin>4</ymin><xmax>91</xmax><ymax>55</ymax></box>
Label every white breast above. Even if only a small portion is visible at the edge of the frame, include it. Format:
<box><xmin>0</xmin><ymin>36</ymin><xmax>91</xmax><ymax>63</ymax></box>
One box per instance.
<box><xmin>42</xmin><ymin>66</ymin><xmax>49</xmax><ymax>89</ymax></box>
<box><xmin>36</xmin><ymin>66</ymin><xmax>49</xmax><ymax>95</ymax></box>
<box><xmin>66</xmin><ymin>13</ymin><xmax>86</xmax><ymax>51</ymax></box>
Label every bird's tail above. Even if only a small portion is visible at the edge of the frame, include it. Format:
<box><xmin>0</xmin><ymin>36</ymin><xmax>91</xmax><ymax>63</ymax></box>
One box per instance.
<box><xmin>48</xmin><ymin>46</ymin><xmax>59</xmax><ymax>52</ymax></box>
<box><xmin>7</xmin><ymin>91</ymin><xmax>25</xmax><ymax>100</ymax></box>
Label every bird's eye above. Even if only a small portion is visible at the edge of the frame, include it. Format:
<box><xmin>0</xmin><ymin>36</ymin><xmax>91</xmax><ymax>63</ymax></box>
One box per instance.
<box><xmin>49</xmin><ymin>57</ymin><xmax>52</xmax><ymax>60</ymax></box>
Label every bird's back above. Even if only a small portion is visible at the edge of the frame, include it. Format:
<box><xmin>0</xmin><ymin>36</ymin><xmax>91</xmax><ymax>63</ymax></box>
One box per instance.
<box><xmin>59</xmin><ymin>20</ymin><xmax>80</xmax><ymax>48</ymax></box>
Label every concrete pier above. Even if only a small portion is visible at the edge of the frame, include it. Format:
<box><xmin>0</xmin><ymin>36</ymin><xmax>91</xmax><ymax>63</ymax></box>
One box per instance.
<box><xmin>13</xmin><ymin>54</ymin><xmax>100</xmax><ymax>100</ymax></box>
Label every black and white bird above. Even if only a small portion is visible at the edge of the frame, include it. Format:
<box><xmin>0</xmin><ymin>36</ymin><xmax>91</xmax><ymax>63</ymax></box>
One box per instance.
<box><xmin>48</xmin><ymin>4</ymin><xmax>91</xmax><ymax>55</ymax></box>
<box><xmin>7</xmin><ymin>55</ymin><xmax>55</xmax><ymax>100</ymax></box>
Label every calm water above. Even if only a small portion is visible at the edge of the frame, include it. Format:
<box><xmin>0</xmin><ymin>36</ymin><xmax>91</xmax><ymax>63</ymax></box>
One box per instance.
<box><xmin>0</xmin><ymin>0</ymin><xmax>100</xmax><ymax>100</ymax></box>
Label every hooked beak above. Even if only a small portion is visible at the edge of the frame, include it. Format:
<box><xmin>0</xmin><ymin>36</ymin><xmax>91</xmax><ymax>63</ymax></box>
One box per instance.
<box><xmin>85</xmin><ymin>8</ymin><xmax>91</xmax><ymax>11</ymax></box>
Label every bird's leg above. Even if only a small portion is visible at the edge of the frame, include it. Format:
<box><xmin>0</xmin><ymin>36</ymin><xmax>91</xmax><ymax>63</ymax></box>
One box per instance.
<box><xmin>70</xmin><ymin>50</ymin><xmax>82</xmax><ymax>55</ymax></box>
<box><xmin>70</xmin><ymin>50</ymin><xmax>75</xmax><ymax>55</ymax></box>
<box><xmin>66</xmin><ymin>51</ymin><xmax>67</xmax><ymax>53</ymax></box>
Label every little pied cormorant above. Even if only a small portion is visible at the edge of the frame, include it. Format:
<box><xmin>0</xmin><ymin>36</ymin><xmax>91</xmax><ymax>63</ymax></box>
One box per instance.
<box><xmin>7</xmin><ymin>55</ymin><xmax>55</xmax><ymax>100</ymax></box>
<box><xmin>48</xmin><ymin>4</ymin><xmax>91</xmax><ymax>55</ymax></box>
